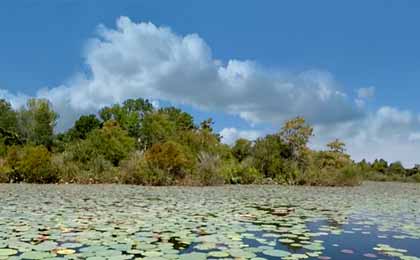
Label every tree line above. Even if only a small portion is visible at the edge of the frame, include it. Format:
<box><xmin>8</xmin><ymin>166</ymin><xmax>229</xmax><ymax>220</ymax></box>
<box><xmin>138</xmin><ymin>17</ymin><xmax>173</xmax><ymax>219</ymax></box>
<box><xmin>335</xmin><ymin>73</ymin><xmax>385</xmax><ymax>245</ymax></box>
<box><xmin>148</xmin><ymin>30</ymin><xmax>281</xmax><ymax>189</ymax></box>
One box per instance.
<box><xmin>0</xmin><ymin>98</ymin><xmax>418</xmax><ymax>185</ymax></box>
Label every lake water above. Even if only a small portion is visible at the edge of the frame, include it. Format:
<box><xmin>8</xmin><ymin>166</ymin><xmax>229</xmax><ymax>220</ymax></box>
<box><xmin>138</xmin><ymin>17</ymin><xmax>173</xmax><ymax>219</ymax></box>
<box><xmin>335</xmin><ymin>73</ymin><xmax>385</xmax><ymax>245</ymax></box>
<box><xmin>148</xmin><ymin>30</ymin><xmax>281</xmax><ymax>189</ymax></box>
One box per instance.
<box><xmin>0</xmin><ymin>182</ymin><xmax>419</xmax><ymax>259</ymax></box>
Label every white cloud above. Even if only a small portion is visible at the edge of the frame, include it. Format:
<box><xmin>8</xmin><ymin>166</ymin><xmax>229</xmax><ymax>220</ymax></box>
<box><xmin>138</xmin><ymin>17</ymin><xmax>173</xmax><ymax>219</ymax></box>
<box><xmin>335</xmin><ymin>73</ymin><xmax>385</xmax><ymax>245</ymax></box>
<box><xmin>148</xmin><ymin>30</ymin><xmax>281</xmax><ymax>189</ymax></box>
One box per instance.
<box><xmin>0</xmin><ymin>17</ymin><xmax>419</xmax><ymax>166</ymax></box>
<box><xmin>15</xmin><ymin>16</ymin><xmax>361</xmax><ymax>130</ymax></box>
<box><xmin>312</xmin><ymin>106</ymin><xmax>420</xmax><ymax>167</ymax></box>
<box><xmin>220</xmin><ymin>128</ymin><xmax>262</xmax><ymax>145</ymax></box>
<box><xmin>0</xmin><ymin>89</ymin><xmax>28</xmax><ymax>109</ymax></box>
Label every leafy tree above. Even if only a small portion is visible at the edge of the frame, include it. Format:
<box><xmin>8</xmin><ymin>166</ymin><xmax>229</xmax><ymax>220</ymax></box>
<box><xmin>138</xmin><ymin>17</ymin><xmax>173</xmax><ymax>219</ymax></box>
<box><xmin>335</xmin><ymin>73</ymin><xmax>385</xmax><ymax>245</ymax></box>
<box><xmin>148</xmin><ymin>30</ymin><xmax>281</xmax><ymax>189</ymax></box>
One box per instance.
<box><xmin>232</xmin><ymin>138</ymin><xmax>253</xmax><ymax>162</ymax></box>
<box><xmin>372</xmin><ymin>159</ymin><xmax>388</xmax><ymax>173</ymax></box>
<box><xmin>99</xmin><ymin>98</ymin><xmax>154</xmax><ymax>139</ymax></box>
<box><xmin>0</xmin><ymin>99</ymin><xmax>18</xmax><ymax>133</ymax></box>
<box><xmin>388</xmin><ymin>161</ymin><xmax>405</xmax><ymax>176</ymax></box>
<box><xmin>280</xmin><ymin>117</ymin><xmax>313</xmax><ymax>163</ymax></box>
<box><xmin>138</xmin><ymin>112</ymin><xmax>177</xmax><ymax>149</ymax></box>
<box><xmin>68</xmin><ymin>114</ymin><xmax>101</xmax><ymax>140</ymax></box>
<box><xmin>17</xmin><ymin>99</ymin><xmax>58</xmax><ymax>147</ymax></box>
<box><xmin>144</xmin><ymin>141</ymin><xmax>194</xmax><ymax>179</ymax></box>
<box><xmin>357</xmin><ymin>159</ymin><xmax>371</xmax><ymax>172</ymax></box>
<box><xmin>159</xmin><ymin>107</ymin><xmax>195</xmax><ymax>131</ymax></box>
<box><xmin>327</xmin><ymin>139</ymin><xmax>346</xmax><ymax>153</ymax></box>
<box><xmin>5</xmin><ymin>145</ymin><xmax>57</xmax><ymax>183</ymax></box>
<box><xmin>68</xmin><ymin>121</ymin><xmax>135</xmax><ymax>166</ymax></box>
<box><xmin>253</xmin><ymin>134</ymin><xmax>290</xmax><ymax>179</ymax></box>
<box><xmin>200</xmin><ymin>118</ymin><xmax>221</xmax><ymax>141</ymax></box>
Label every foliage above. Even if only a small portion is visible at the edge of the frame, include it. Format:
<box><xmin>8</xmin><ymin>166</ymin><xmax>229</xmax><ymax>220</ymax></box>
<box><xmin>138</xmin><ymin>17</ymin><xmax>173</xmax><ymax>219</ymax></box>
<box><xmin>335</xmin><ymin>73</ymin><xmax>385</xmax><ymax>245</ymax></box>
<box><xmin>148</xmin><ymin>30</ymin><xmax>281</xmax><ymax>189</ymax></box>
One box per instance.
<box><xmin>99</xmin><ymin>98</ymin><xmax>154</xmax><ymax>142</ymax></box>
<box><xmin>0</xmin><ymin>99</ymin><xmax>18</xmax><ymax>133</ymax></box>
<box><xmin>67</xmin><ymin>121</ymin><xmax>135</xmax><ymax>166</ymax></box>
<box><xmin>252</xmin><ymin>134</ymin><xmax>290</xmax><ymax>179</ymax></box>
<box><xmin>144</xmin><ymin>141</ymin><xmax>194</xmax><ymax>180</ymax></box>
<box><xmin>0</xmin><ymin>97</ymin><xmax>416</xmax><ymax>186</ymax></box>
<box><xmin>18</xmin><ymin>99</ymin><xmax>58</xmax><ymax>148</ymax></box>
<box><xmin>327</xmin><ymin>139</ymin><xmax>346</xmax><ymax>153</ymax></box>
<box><xmin>232</xmin><ymin>138</ymin><xmax>253</xmax><ymax>162</ymax></box>
<box><xmin>3</xmin><ymin>145</ymin><xmax>58</xmax><ymax>183</ymax></box>
<box><xmin>68</xmin><ymin>114</ymin><xmax>101</xmax><ymax>140</ymax></box>
<box><xmin>280</xmin><ymin>117</ymin><xmax>313</xmax><ymax>162</ymax></box>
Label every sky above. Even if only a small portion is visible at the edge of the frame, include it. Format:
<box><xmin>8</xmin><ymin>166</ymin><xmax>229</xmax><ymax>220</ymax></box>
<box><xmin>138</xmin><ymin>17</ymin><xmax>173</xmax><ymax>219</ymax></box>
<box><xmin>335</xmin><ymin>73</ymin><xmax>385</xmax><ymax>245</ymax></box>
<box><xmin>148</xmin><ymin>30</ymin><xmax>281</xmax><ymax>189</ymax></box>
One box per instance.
<box><xmin>1</xmin><ymin>1</ymin><xmax>420</xmax><ymax>166</ymax></box>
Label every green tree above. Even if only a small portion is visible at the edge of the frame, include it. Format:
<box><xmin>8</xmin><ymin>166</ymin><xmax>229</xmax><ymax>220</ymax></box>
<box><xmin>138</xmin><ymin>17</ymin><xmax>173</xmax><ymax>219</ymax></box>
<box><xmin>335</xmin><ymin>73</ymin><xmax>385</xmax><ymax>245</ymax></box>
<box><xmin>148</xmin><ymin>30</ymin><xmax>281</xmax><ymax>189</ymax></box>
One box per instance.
<box><xmin>99</xmin><ymin>98</ymin><xmax>154</xmax><ymax>139</ymax></box>
<box><xmin>327</xmin><ymin>139</ymin><xmax>346</xmax><ymax>153</ymax></box>
<box><xmin>5</xmin><ymin>145</ymin><xmax>57</xmax><ymax>183</ymax></box>
<box><xmin>253</xmin><ymin>134</ymin><xmax>290</xmax><ymax>180</ymax></box>
<box><xmin>279</xmin><ymin>117</ymin><xmax>313</xmax><ymax>171</ymax></box>
<box><xmin>159</xmin><ymin>107</ymin><xmax>195</xmax><ymax>131</ymax></box>
<box><xmin>388</xmin><ymin>161</ymin><xmax>405</xmax><ymax>176</ymax></box>
<box><xmin>138</xmin><ymin>112</ymin><xmax>177</xmax><ymax>149</ymax></box>
<box><xmin>68</xmin><ymin>114</ymin><xmax>101</xmax><ymax>140</ymax></box>
<box><xmin>0</xmin><ymin>99</ymin><xmax>18</xmax><ymax>133</ymax></box>
<box><xmin>144</xmin><ymin>140</ymin><xmax>194</xmax><ymax>179</ymax></box>
<box><xmin>372</xmin><ymin>159</ymin><xmax>388</xmax><ymax>173</ymax></box>
<box><xmin>85</xmin><ymin>121</ymin><xmax>135</xmax><ymax>165</ymax></box>
<box><xmin>232</xmin><ymin>138</ymin><xmax>253</xmax><ymax>162</ymax></box>
<box><xmin>18</xmin><ymin>99</ymin><xmax>58</xmax><ymax>147</ymax></box>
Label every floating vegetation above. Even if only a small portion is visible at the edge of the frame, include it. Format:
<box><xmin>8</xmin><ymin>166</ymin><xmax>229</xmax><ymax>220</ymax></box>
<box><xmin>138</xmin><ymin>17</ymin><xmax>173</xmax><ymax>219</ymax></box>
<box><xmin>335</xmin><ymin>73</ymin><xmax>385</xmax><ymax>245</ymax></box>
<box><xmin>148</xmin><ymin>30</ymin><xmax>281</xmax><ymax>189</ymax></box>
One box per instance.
<box><xmin>0</xmin><ymin>182</ymin><xmax>419</xmax><ymax>259</ymax></box>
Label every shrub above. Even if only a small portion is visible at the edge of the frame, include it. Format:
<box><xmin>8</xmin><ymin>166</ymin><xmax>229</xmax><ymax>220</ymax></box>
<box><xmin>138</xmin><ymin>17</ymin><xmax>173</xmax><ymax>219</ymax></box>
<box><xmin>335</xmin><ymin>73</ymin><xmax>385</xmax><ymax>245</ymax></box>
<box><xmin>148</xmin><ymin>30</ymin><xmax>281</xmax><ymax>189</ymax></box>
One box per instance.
<box><xmin>5</xmin><ymin>145</ymin><xmax>58</xmax><ymax>183</ymax></box>
<box><xmin>144</xmin><ymin>141</ymin><xmax>194</xmax><ymax>180</ymax></box>
<box><xmin>194</xmin><ymin>152</ymin><xmax>225</xmax><ymax>186</ymax></box>
<box><xmin>120</xmin><ymin>152</ymin><xmax>172</xmax><ymax>185</ymax></box>
<box><xmin>87</xmin><ymin>121</ymin><xmax>135</xmax><ymax>165</ymax></box>
<box><xmin>298</xmin><ymin>165</ymin><xmax>361</xmax><ymax>187</ymax></box>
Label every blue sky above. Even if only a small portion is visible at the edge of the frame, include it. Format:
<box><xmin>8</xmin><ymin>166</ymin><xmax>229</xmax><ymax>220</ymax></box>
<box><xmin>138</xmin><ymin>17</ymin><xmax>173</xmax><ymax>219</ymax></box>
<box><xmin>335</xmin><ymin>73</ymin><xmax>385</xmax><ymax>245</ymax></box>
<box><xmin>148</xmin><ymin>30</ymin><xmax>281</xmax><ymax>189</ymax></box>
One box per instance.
<box><xmin>1</xmin><ymin>1</ymin><xmax>420</xmax><ymax>165</ymax></box>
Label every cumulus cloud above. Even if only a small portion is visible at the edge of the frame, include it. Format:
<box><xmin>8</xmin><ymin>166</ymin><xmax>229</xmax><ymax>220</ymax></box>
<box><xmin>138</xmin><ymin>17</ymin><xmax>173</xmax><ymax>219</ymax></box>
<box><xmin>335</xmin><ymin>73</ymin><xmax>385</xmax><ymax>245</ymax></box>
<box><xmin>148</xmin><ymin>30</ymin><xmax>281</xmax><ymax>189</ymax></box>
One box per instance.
<box><xmin>220</xmin><ymin>128</ymin><xmax>262</xmax><ymax>145</ymax></box>
<box><xmin>0</xmin><ymin>17</ymin><xmax>419</xmax><ymax>166</ymax></box>
<box><xmin>312</xmin><ymin>106</ymin><xmax>420</xmax><ymax>167</ymax></box>
<box><xmin>0</xmin><ymin>89</ymin><xmax>28</xmax><ymax>109</ymax></box>
<box><xmin>5</xmin><ymin>16</ymin><xmax>362</xmax><ymax>130</ymax></box>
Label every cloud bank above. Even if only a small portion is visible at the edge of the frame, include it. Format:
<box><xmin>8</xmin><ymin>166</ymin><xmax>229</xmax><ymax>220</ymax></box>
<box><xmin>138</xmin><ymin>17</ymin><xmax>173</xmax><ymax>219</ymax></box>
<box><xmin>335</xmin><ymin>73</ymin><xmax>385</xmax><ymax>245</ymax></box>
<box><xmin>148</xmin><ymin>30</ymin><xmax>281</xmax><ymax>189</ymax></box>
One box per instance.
<box><xmin>0</xmin><ymin>17</ymin><xmax>419</xmax><ymax>166</ymax></box>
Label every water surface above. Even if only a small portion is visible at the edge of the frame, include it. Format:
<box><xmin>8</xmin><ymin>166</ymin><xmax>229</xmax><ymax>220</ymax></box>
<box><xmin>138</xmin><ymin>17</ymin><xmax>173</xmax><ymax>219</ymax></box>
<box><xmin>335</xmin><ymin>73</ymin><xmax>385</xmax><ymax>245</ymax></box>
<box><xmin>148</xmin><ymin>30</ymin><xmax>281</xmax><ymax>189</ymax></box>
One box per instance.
<box><xmin>0</xmin><ymin>182</ymin><xmax>419</xmax><ymax>259</ymax></box>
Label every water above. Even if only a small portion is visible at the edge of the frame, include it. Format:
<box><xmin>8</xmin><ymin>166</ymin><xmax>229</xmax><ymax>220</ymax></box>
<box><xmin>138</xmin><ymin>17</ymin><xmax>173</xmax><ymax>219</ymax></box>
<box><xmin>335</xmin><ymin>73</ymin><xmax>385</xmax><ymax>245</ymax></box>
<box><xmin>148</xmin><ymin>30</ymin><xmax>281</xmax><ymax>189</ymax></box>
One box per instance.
<box><xmin>0</xmin><ymin>182</ymin><xmax>419</xmax><ymax>259</ymax></box>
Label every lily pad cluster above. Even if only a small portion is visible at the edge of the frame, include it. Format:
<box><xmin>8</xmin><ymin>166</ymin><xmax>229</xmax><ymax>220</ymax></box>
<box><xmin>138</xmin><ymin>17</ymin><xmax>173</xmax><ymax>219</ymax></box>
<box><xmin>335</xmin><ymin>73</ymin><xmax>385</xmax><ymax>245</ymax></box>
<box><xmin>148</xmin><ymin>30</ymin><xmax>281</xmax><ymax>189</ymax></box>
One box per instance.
<box><xmin>0</xmin><ymin>182</ymin><xmax>419</xmax><ymax>259</ymax></box>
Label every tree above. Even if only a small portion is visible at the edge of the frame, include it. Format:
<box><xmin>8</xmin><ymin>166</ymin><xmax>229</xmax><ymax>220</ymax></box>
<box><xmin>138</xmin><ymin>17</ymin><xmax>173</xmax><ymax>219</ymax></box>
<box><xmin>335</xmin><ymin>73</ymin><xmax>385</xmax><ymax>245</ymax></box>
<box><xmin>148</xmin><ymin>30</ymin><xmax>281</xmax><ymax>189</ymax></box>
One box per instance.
<box><xmin>159</xmin><ymin>107</ymin><xmax>195</xmax><ymax>131</ymax></box>
<box><xmin>18</xmin><ymin>99</ymin><xmax>58</xmax><ymax>147</ymax></box>
<box><xmin>0</xmin><ymin>99</ymin><xmax>18</xmax><ymax>133</ymax></box>
<box><xmin>232</xmin><ymin>138</ymin><xmax>253</xmax><ymax>162</ymax></box>
<box><xmin>388</xmin><ymin>161</ymin><xmax>405</xmax><ymax>176</ymax></box>
<box><xmin>0</xmin><ymin>100</ymin><xmax>22</xmax><ymax>147</ymax></box>
<box><xmin>327</xmin><ymin>139</ymin><xmax>346</xmax><ymax>153</ymax></box>
<box><xmin>85</xmin><ymin>121</ymin><xmax>135</xmax><ymax>165</ymax></box>
<box><xmin>99</xmin><ymin>98</ymin><xmax>154</xmax><ymax>139</ymax></box>
<box><xmin>138</xmin><ymin>112</ymin><xmax>177</xmax><ymax>149</ymax></box>
<box><xmin>144</xmin><ymin>141</ymin><xmax>194</xmax><ymax>178</ymax></box>
<box><xmin>68</xmin><ymin>114</ymin><xmax>101</xmax><ymax>140</ymax></box>
<box><xmin>253</xmin><ymin>134</ymin><xmax>290</xmax><ymax>179</ymax></box>
<box><xmin>280</xmin><ymin>117</ymin><xmax>313</xmax><ymax>163</ymax></box>
<box><xmin>372</xmin><ymin>159</ymin><xmax>388</xmax><ymax>173</ymax></box>
<box><xmin>200</xmin><ymin>118</ymin><xmax>221</xmax><ymax>141</ymax></box>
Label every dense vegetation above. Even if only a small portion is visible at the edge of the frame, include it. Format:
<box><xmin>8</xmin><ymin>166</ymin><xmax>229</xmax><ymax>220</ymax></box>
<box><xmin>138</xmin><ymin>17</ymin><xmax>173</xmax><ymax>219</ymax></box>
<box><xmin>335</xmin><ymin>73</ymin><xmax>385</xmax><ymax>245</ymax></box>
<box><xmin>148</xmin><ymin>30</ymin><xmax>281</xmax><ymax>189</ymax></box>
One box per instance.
<box><xmin>0</xmin><ymin>98</ymin><xmax>418</xmax><ymax>186</ymax></box>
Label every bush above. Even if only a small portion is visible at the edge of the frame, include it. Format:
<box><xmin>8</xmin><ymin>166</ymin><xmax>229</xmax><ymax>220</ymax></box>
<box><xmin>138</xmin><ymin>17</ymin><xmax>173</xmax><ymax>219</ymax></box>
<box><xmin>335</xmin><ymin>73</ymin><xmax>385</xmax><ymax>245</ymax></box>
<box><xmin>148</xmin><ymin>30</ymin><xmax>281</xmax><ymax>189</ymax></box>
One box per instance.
<box><xmin>194</xmin><ymin>152</ymin><xmax>225</xmax><ymax>186</ymax></box>
<box><xmin>224</xmin><ymin>158</ymin><xmax>264</xmax><ymax>184</ymax></box>
<box><xmin>145</xmin><ymin>141</ymin><xmax>194</xmax><ymax>180</ymax></box>
<box><xmin>120</xmin><ymin>152</ymin><xmax>172</xmax><ymax>185</ymax></box>
<box><xmin>298</xmin><ymin>165</ymin><xmax>362</xmax><ymax>187</ymax></box>
<box><xmin>4</xmin><ymin>145</ymin><xmax>58</xmax><ymax>183</ymax></box>
<box><xmin>86</xmin><ymin>121</ymin><xmax>135</xmax><ymax>165</ymax></box>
